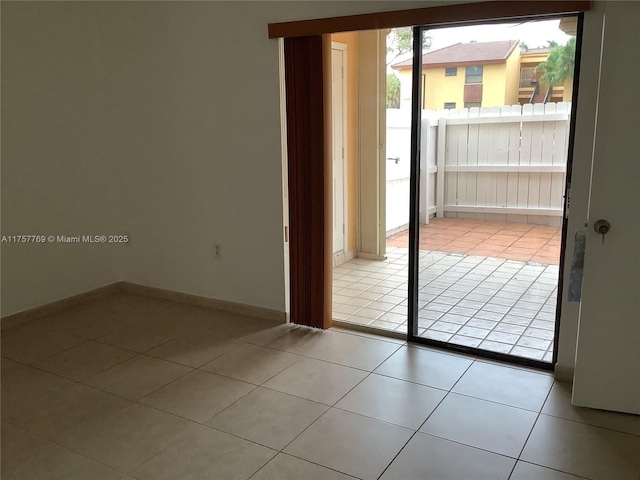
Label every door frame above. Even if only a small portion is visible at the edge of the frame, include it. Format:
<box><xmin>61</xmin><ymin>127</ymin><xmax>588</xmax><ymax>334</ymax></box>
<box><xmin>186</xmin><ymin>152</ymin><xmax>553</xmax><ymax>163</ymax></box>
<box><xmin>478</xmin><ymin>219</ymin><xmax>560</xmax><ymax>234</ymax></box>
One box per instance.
<box><xmin>278</xmin><ymin>38</ymin><xmax>291</xmax><ymax>323</ymax></box>
<box><xmin>272</xmin><ymin>0</ymin><xmax>591</xmax><ymax>340</ymax></box>
<box><xmin>406</xmin><ymin>16</ymin><xmax>585</xmax><ymax>370</ymax></box>
<box><xmin>331</xmin><ymin>41</ymin><xmax>349</xmax><ymax>260</ymax></box>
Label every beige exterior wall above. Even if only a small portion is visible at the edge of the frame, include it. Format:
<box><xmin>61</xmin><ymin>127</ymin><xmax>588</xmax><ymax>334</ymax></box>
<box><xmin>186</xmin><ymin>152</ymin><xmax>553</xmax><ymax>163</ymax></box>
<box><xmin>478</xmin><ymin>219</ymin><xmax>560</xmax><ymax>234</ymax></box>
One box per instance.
<box><xmin>357</xmin><ymin>30</ymin><xmax>387</xmax><ymax>257</ymax></box>
<box><xmin>563</xmin><ymin>76</ymin><xmax>574</xmax><ymax>101</ymax></box>
<box><xmin>422</xmin><ymin>66</ymin><xmax>465</xmax><ymax>109</ymax></box>
<box><xmin>479</xmin><ymin>63</ymin><xmax>510</xmax><ymax>107</ymax></box>
<box><xmin>399</xmin><ymin>60</ymin><xmax>516</xmax><ymax>110</ymax></box>
<box><xmin>504</xmin><ymin>47</ymin><xmax>521</xmax><ymax>105</ymax></box>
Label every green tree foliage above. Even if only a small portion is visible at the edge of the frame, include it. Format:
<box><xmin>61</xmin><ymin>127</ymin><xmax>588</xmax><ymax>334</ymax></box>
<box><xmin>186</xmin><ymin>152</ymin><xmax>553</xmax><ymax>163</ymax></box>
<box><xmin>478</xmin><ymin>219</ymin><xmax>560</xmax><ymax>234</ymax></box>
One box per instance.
<box><xmin>386</xmin><ymin>28</ymin><xmax>432</xmax><ymax>66</ymax></box>
<box><xmin>536</xmin><ymin>38</ymin><xmax>576</xmax><ymax>87</ymax></box>
<box><xmin>386</xmin><ymin>73</ymin><xmax>401</xmax><ymax>108</ymax></box>
<box><xmin>386</xmin><ymin>28</ymin><xmax>432</xmax><ymax>108</ymax></box>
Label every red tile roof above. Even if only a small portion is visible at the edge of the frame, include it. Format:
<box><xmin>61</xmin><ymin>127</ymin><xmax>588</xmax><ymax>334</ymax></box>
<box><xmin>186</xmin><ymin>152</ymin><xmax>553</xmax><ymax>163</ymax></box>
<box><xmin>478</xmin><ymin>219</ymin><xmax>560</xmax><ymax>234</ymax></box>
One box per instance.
<box><xmin>392</xmin><ymin>40</ymin><xmax>519</xmax><ymax>70</ymax></box>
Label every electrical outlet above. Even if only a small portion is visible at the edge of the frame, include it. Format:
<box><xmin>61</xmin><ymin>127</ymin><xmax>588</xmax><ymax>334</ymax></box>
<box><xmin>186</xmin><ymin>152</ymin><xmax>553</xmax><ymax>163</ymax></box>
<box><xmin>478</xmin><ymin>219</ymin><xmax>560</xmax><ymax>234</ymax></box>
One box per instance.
<box><xmin>214</xmin><ymin>243</ymin><xmax>222</xmax><ymax>259</ymax></box>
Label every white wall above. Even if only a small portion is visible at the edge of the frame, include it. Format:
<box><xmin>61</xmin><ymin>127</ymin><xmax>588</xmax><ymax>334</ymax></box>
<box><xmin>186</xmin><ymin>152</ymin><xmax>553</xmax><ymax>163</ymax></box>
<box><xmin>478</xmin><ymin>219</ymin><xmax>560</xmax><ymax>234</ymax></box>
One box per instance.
<box><xmin>108</xmin><ymin>3</ymin><xmax>289</xmax><ymax>311</ymax></box>
<box><xmin>1</xmin><ymin>1</ymin><xmax>439</xmax><ymax>316</ymax></box>
<box><xmin>1</xmin><ymin>4</ymin><xmax>125</xmax><ymax>315</ymax></box>
<box><xmin>110</xmin><ymin>1</ymin><xmax>435</xmax><ymax>311</ymax></box>
<box><xmin>385</xmin><ymin>110</ymin><xmax>412</xmax><ymax>233</ymax></box>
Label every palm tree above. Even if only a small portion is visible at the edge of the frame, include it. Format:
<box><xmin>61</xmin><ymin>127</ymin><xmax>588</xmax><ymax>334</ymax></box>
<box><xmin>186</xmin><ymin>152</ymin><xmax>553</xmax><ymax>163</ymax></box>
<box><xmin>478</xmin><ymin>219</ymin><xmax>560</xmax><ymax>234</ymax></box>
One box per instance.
<box><xmin>536</xmin><ymin>38</ymin><xmax>576</xmax><ymax>88</ymax></box>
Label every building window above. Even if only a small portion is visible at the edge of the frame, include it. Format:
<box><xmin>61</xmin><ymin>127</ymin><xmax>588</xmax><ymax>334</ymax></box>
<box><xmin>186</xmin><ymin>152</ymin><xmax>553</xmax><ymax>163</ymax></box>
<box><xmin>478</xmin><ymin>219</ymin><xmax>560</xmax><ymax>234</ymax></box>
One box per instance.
<box><xmin>445</xmin><ymin>67</ymin><xmax>457</xmax><ymax>76</ymax></box>
<box><xmin>465</xmin><ymin>102</ymin><xmax>481</xmax><ymax>108</ymax></box>
<box><xmin>465</xmin><ymin>66</ymin><xmax>483</xmax><ymax>84</ymax></box>
<box><xmin>519</xmin><ymin>67</ymin><xmax>537</xmax><ymax>87</ymax></box>
<box><xmin>444</xmin><ymin>102</ymin><xmax>456</xmax><ymax>109</ymax></box>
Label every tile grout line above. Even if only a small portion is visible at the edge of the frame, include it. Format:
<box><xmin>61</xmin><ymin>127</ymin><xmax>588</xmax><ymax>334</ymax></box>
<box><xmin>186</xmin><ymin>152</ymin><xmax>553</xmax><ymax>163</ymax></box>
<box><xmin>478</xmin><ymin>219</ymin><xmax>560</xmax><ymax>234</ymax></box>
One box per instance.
<box><xmin>270</xmin><ymin>339</ymin><xmax>409</xmax><ymax>464</ymax></box>
<box><xmin>420</xmin><ymin>252</ymin><xmax>551</xmax><ymax>358</ymax></box>
<box><xmin>339</xmin><ymin>247</ymin><xmax>558</xmax><ymax>361</ymax></box>
<box><xmin>2</xmin><ymin>420</ymin><xmax>134</xmax><ymax>479</ymax></box>
<box><xmin>419</xmin><ymin>253</ymin><xmax>506</xmax><ymax>342</ymax></box>
<box><xmin>511</xmin><ymin>378</ymin><xmax>557</xmax><ymax>478</ymax></box>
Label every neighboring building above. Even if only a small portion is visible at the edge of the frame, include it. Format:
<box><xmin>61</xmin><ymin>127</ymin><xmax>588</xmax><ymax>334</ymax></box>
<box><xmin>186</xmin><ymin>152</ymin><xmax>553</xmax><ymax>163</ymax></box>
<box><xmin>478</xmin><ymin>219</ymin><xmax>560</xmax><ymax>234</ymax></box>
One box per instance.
<box><xmin>391</xmin><ymin>39</ymin><xmax>521</xmax><ymax>110</ymax></box>
<box><xmin>391</xmin><ymin>39</ymin><xmax>573</xmax><ymax>110</ymax></box>
<box><xmin>518</xmin><ymin>48</ymin><xmax>573</xmax><ymax>104</ymax></box>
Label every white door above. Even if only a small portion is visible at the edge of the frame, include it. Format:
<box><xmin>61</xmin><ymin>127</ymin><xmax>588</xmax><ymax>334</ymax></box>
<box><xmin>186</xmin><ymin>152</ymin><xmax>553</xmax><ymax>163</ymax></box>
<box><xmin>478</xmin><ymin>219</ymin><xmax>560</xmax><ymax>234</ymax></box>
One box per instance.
<box><xmin>572</xmin><ymin>1</ymin><xmax>640</xmax><ymax>414</ymax></box>
<box><xmin>332</xmin><ymin>44</ymin><xmax>346</xmax><ymax>255</ymax></box>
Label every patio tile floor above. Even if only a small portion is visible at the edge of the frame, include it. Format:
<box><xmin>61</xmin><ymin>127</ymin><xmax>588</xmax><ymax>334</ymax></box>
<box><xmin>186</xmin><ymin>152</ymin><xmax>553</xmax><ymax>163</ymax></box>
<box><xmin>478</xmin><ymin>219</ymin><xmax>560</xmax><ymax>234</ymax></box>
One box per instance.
<box><xmin>387</xmin><ymin>218</ymin><xmax>561</xmax><ymax>265</ymax></box>
<box><xmin>333</xmin><ymin>241</ymin><xmax>559</xmax><ymax>363</ymax></box>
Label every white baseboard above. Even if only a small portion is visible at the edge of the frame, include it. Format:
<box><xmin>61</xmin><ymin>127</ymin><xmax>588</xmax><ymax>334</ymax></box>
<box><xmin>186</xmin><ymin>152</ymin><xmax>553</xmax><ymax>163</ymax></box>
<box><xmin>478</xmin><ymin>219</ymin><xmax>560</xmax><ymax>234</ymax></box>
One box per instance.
<box><xmin>333</xmin><ymin>250</ymin><xmax>356</xmax><ymax>267</ymax></box>
<box><xmin>2</xmin><ymin>282</ymin><xmax>286</xmax><ymax>329</ymax></box>
<box><xmin>356</xmin><ymin>251</ymin><xmax>387</xmax><ymax>261</ymax></box>
<box><xmin>332</xmin><ymin>320</ymin><xmax>406</xmax><ymax>340</ymax></box>
<box><xmin>1</xmin><ymin>282</ymin><xmax>124</xmax><ymax>329</ymax></box>
<box><xmin>386</xmin><ymin>223</ymin><xmax>409</xmax><ymax>237</ymax></box>
<box><xmin>122</xmin><ymin>282</ymin><xmax>286</xmax><ymax>323</ymax></box>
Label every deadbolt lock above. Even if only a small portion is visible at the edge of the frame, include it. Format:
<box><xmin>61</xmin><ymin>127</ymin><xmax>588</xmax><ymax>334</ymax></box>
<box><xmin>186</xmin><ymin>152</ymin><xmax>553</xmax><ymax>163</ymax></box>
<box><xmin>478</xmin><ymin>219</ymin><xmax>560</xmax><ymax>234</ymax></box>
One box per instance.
<box><xmin>593</xmin><ymin>219</ymin><xmax>611</xmax><ymax>244</ymax></box>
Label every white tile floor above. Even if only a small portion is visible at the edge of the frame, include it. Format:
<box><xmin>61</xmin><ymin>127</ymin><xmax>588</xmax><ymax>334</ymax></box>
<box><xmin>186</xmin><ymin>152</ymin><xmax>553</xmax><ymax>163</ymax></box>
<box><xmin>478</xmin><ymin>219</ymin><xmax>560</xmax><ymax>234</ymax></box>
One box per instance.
<box><xmin>3</xmin><ymin>293</ymin><xmax>640</xmax><ymax>479</ymax></box>
<box><xmin>334</xmin><ymin>246</ymin><xmax>559</xmax><ymax>362</ymax></box>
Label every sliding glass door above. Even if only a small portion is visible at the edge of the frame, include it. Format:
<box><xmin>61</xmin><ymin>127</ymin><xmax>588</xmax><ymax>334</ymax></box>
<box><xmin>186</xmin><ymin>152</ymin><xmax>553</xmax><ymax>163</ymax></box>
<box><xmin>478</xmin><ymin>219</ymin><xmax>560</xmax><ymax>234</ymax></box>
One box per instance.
<box><xmin>407</xmin><ymin>17</ymin><xmax>581</xmax><ymax>369</ymax></box>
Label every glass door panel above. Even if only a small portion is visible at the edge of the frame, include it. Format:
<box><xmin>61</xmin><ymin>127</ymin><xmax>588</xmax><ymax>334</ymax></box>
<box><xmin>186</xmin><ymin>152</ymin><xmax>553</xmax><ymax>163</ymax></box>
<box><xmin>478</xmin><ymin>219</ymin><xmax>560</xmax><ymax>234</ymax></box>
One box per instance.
<box><xmin>409</xmin><ymin>19</ymin><xmax>579</xmax><ymax>368</ymax></box>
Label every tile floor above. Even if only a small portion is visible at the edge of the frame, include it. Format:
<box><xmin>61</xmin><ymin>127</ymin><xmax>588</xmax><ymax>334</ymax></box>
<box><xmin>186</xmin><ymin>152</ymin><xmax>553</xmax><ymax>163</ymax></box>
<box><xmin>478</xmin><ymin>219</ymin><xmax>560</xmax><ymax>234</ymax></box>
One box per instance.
<box><xmin>3</xmin><ymin>293</ymin><xmax>640</xmax><ymax>480</ymax></box>
<box><xmin>334</xmin><ymin>246</ymin><xmax>558</xmax><ymax>362</ymax></box>
<box><xmin>387</xmin><ymin>218</ymin><xmax>562</xmax><ymax>265</ymax></box>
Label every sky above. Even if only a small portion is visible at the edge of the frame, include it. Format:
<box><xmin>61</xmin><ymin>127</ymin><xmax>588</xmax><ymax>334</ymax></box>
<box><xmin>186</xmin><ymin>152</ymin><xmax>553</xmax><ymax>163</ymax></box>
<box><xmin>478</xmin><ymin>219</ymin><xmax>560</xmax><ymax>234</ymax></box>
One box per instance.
<box><xmin>390</xmin><ymin>19</ymin><xmax>573</xmax><ymax>66</ymax></box>
<box><xmin>427</xmin><ymin>19</ymin><xmax>572</xmax><ymax>50</ymax></box>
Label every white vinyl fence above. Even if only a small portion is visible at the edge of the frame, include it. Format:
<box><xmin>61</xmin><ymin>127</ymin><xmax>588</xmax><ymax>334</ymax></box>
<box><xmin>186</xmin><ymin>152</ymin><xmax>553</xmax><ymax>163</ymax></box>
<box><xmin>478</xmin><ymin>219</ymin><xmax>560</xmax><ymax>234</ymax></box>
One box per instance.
<box><xmin>385</xmin><ymin>103</ymin><xmax>570</xmax><ymax>235</ymax></box>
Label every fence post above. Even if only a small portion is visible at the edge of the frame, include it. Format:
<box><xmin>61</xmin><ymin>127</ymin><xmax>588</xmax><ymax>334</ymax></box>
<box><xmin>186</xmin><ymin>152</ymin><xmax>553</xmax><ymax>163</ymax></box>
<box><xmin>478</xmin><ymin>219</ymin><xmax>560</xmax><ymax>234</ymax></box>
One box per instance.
<box><xmin>436</xmin><ymin>117</ymin><xmax>447</xmax><ymax>218</ymax></box>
